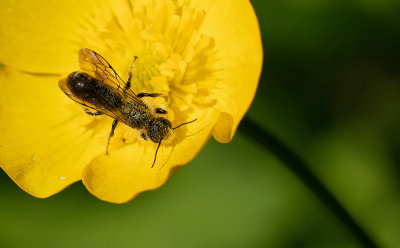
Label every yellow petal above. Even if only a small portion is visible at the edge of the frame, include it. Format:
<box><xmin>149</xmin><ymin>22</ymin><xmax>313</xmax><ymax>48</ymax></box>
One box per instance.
<box><xmin>0</xmin><ymin>67</ymin><xmax>107</xmax><ymax>197</ymax></box>
<box><xmin>0</xmin><ymin>0</ymin><xmax>262</xmax><ymax>203</ymax></box>
<box><xmin>82</xmin><ymin>108</ymin><xmax>218</xmax><ymax>203</ymax></box>
<box><xmin>0</xmin><ymin>0</ymin><xmax>108</xmax><ymax>73</ymax></box>
<box><xmin>197</xmin><ymin>0</ymin><xmax>263</xmax><ymax>142</ymax></box>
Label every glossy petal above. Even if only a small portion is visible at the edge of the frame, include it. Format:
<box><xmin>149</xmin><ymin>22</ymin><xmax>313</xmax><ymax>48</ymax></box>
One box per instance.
<box><xmin>197</xmin><ymin>0</ymin><xmax>263</xmax><ymax>142</ymax></box>
<box><xmin>0</xmin><ymin>67</ymin><xmax>107</xmax><ymax>197</ymax></box>
<box><xmin>0</xmin><ymin>0</ymin><xmax>262</xmax><ymax>203</ymax></box>
<box><xmin>0</xmin><ymin>0</ymin><xmax>108</xmax><ymax>73</ymax></box>
<box><xmin>82</xmin><ymin>107</ymin><xmax>218</xmax><ymax>203</ymax></box>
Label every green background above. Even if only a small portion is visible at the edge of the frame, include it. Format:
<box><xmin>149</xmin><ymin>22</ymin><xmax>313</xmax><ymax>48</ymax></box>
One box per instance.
<box><xmin>1</xmin><ymin>0</ymin><xmax>400</xmax><ymax>247</ymax></box>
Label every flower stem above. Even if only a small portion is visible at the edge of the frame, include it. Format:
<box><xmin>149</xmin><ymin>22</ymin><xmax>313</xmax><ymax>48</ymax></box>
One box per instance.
<box><xmin>239</xmin><ymin>117</ymin><xmax>377</xmax><ymax>248</ymax></box>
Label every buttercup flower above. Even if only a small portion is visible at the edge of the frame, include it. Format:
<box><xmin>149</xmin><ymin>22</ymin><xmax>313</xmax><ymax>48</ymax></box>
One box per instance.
<box><xmin>0</xmin><ymin>0</ymin><xmax>262</xmax><ymax>203</ymax></box>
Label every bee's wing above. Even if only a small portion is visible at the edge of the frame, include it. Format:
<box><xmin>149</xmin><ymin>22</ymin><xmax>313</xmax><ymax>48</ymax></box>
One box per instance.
<box><xmin>78</xmin><ymin>48</ymin><xmax>142</xmax><ymax>104</ymax></box>
<box><xmin>58</xmin><ymin>77</ymin><xmax>122</xmax><ymax>121</ymax></box>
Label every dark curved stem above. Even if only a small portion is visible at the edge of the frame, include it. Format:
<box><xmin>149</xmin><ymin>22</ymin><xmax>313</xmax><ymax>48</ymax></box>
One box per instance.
<box><xmin>239</xmin><ymin>117</ymin><xmax>377</xmax><ymax>248</ymax></box>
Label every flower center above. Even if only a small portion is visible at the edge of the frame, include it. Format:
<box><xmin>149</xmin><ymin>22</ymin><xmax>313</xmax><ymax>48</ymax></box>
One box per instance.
<box><xmin>78</xmin><ymin>0</ymin><xmax>218</xmax><ymax>123</ymax></box>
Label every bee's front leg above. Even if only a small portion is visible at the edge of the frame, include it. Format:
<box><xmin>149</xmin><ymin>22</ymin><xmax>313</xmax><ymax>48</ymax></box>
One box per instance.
<box><xmin>141</xmin><ymin>132</ymin><xmax>148</xmax><ymax>140</ymax></box>
<box><xmin>125</xmin><ymin>56</ymin><xmax>138</xmax><ymax>90</ymax></box>
<box><xmin>137</xmin><ymin>93</ymin><xmax>163</xmax><ymax>98</ymax></box>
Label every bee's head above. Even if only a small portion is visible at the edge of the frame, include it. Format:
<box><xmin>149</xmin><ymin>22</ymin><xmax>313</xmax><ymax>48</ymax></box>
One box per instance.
<box><xmin>148</xmin><ymin>117</ymin><xmax>172</xmax><ymax>143</ymax></box>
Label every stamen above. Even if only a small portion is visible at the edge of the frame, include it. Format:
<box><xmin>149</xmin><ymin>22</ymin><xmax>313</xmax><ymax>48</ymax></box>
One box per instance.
<box><xmin>78</xmin><ymin>1</ymin><xmax>217</xmax><ymax>144</ymax></box>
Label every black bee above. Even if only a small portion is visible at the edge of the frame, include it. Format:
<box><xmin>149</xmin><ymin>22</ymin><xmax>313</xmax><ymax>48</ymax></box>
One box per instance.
<box><xmin>58</xmin><ymin>48</ymin><xmax>195</xmax><ymax>167</ymax></box>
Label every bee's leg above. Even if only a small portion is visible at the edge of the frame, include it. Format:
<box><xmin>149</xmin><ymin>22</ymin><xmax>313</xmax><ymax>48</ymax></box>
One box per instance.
<box><xmin>137</xmin><ymin>93</ymin><xmax>163</xmax><ymax>98</ymax></box>
<box><xmin>141</xmin><ymin>132</ymin><xmax>148</xmax><ymax>140</ymax></box>
<box><xmin>106</xmin><ymin>119</ymin><xmax>119</xmax><ymax>155</ymax></box>
<box><xmin>125</xmin><ymin>56</ymin><xmax>138</xmax><ymax>90</ymax></box>
<box><xmin>84</xmin><ymin>108</ymin><xmax>102</xmax><ymax>116</ymax></box>
<box><xmin>155</xmin><ymin>108</ymin><xmax>167</xmax><ymax>114</ymax></box>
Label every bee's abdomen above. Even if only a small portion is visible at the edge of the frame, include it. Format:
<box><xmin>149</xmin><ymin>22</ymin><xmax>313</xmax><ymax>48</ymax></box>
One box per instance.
<box><xmin>67</xmin><ymin>72</ymin><xmax>123</xmax><ymax>110</ymax></box>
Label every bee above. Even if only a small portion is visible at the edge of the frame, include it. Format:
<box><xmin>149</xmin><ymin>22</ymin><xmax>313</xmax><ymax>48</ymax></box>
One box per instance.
<box><xmin>58</xmin><ymin>48</ymin><xmax>195</xmax><ymax>167</ymax></box>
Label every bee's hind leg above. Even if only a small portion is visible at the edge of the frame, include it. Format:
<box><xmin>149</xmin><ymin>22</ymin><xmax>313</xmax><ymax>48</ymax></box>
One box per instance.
<box><xmin>106</xmin><ymin>119</ymin><xmax>119</xmax><ymax>155</ymax></box>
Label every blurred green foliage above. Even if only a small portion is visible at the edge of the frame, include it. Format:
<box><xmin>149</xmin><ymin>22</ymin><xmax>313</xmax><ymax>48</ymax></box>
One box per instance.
<box><xmin>1</xmin><ymin>0</ymin><xmax>400</xmax><ymax>247</ymax></box>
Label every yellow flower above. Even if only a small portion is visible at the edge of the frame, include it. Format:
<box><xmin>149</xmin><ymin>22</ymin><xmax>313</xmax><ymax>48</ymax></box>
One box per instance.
<box><xmin>0</xmin><ymin>0</ymin><xmax>262</xmax><ymax>203</ymax></box>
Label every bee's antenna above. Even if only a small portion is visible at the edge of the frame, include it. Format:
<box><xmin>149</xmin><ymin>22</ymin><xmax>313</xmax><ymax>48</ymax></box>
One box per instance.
<box><xmin>172</xmin><ymin>118</ymin><xmax>198</xmax><ymax>130</ymax></box>
<box><xmin>152</xmin><ymin>140</ymin><xmax>162</xmax><ymax>168</ymax></box>
<box><xmin>159</xmin><ymin>144</ymin><xmax>176</xmax><ymax>170</ymax></box>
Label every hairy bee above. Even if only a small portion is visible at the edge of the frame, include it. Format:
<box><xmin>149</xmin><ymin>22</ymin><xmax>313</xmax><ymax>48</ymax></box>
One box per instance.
<box><xmin>58</xmin><ymin>48</ymin><xmax>195</xmax><ymax>167</ymax></box>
